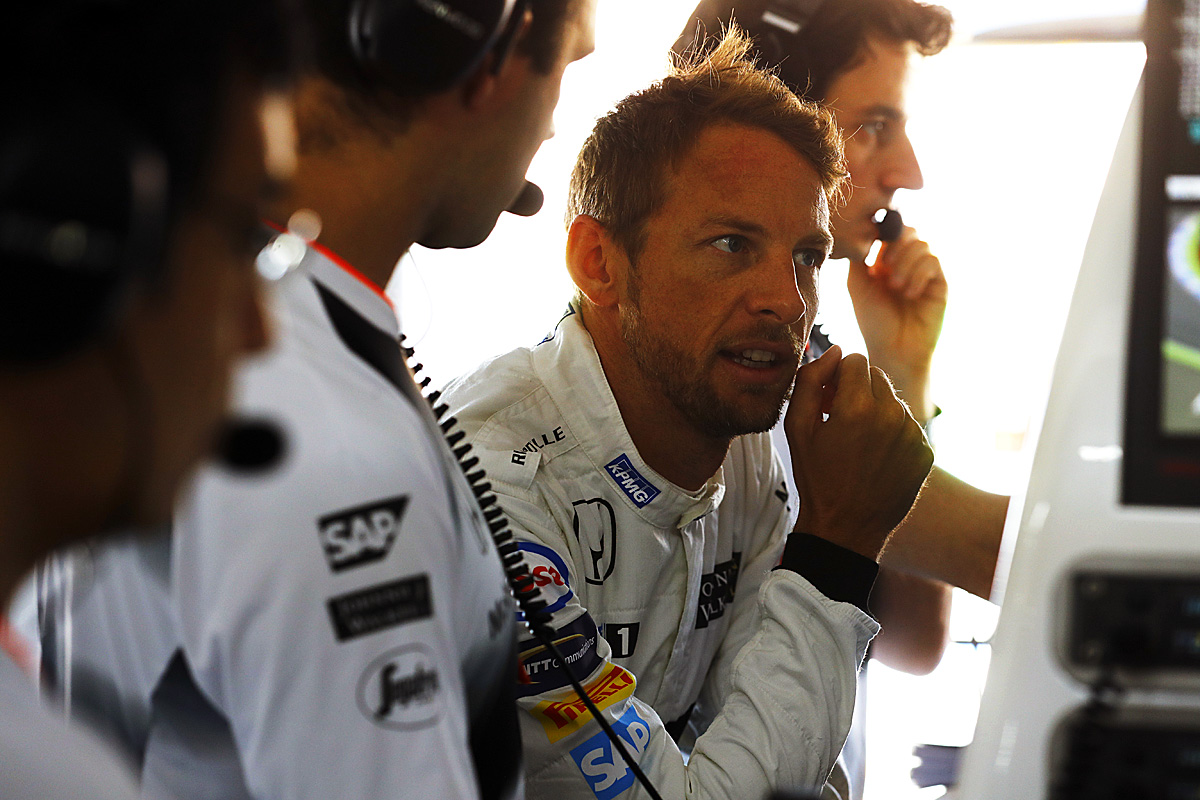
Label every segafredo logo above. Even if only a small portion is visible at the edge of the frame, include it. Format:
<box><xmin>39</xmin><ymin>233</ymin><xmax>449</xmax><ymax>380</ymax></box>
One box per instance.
<box><xmin>603</xmin><ymin>455</ymin><xmax>659</xmax><ymax>509</ymax></box>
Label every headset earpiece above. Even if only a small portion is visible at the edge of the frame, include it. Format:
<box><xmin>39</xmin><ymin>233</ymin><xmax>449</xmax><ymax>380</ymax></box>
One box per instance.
<box><xmin>349</xmin><ymin>0</ymin><xmax>521</xmax><ymax>94</ymax></box>
<box><xmin>0</xmin><ymin>107</ymin><xmax>169</xmax><ymax>363</ymax></box>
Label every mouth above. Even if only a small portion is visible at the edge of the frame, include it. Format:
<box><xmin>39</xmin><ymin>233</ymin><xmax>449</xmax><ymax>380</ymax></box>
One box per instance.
<box><xmin>730</xmin><ymin>349</ymin><xmax>781</xmax><ymax>369</ymax></box>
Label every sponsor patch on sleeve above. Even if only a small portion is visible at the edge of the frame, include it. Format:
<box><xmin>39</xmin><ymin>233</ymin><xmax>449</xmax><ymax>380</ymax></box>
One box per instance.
<box><xmin>603</xmin><ymin>454</ymin><xmax>660</xmax><ymax>509</ymax></box>
<box><xmin>569</xmin><ymin>705</ymin><xmax>652</xmax><ymax>800</ymax></box>
<box><xmin>528</xmin><ymin>662</ymin><xmax>636</xmax><ymax>743</ymax></box>
<box><xmin>516</xmin><ymin>612</ymin><xmax>603</xmax><ymax>698</ymax></box>
<box><xmin>516</xmin><ymin>541</ymin><xmax>574</xmax><ymax>616</ymax></box>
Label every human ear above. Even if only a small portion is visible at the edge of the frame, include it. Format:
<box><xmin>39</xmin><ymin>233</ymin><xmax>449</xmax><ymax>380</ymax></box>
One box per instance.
<box><xmin>566</xmin><ymin>215</ymin><xmax>622</xmax><ymax>308</ymax></box>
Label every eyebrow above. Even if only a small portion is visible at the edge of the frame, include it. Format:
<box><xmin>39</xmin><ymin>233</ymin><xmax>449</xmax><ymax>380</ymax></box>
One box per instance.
<box><xmin>799</xmin><ymin>229</ymin><xmax>834</xmax><ymax>251</ymax></box>
<box><xmin>703</xmin><ymin>215</ymin><xmax>767</xmax><ymax>236</ymax></box>
<box><xmin>853</xmin><ymin>105</ymin><xmax>905</xmax><ymax>122</ymax></box>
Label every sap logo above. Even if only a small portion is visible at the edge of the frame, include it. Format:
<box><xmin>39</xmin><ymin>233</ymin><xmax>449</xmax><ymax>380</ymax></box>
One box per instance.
<box><xmin>317</xmin><ymin>495</ymin><xmax>409</xmax><ymax>572</ymax></box>
<box><xmin>516</xmin><ymin>542</ymin><xmax>574</xmax><ymax>615</ymax></box>
<box><xmin>603</xmin><ymin>455</ymin><xmax>660</xmax><ymax>509</ymax></box>
<box><xmin>572</xmin><ymin>498</ymin><xmax>617</xmax><ymax>585</ymax></box>
<box><xmin>356</xmin><ymin>644</ymin><xmax>440</xmax><ymax>730</ymax></box>
<box><xmin>569</xmin><ymin>705</ymin><xmax>652</xmax><ymax>800</ymax></box>
<box><xmin>696</xmin><ymin>553</ymin><xmax>742</xmax><ymax>629</ymax></box>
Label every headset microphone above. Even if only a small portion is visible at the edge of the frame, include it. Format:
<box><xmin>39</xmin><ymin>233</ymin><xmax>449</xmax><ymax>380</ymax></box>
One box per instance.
<box><xmin>505</xmin><ymin>180</ymin><xmax>544</xmax><ymax>217</ymax></box>
<box><xmin>874</xmin><ymin>207</ymin><xmax>904</xmax><ymax>243</ymax></box>
<box><xmin>215</xmin><ymin>418</ymin><xmax>286</xmax><ymax>472</ymax></box>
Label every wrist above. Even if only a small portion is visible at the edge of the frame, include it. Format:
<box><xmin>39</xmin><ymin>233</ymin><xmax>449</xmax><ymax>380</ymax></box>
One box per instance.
<box><xmin>792</xmin><ymin>516</ymin><xmax>886</xmax><ymax>562</ymax></box>
<box><xmin>876</xmin><ymin>365</ymin><xmax>934</xmax><ymax>422</ymax></box>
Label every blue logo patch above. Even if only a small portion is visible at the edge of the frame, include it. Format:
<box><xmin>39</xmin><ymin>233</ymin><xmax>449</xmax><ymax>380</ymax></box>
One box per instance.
<box><xmin>603</xmin><ymin>455</ymin><xmax>660</xmax><ymax>509</ymax></box>
<box><xmin>569</xmin><ymin>705</ymin><xmax>652</xmax><ymax>800</ymax></box>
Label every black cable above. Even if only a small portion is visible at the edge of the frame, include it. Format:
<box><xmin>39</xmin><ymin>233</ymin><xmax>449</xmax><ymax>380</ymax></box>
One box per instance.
<box><xmin>406</xmin><ymin>341</ymin><xmax>665</xmax><ymax>800</ymax></box>
<box><xmin>532</xmin><ymin>630</ymin><xmax>665</xmax><ymax>800</ymax></box>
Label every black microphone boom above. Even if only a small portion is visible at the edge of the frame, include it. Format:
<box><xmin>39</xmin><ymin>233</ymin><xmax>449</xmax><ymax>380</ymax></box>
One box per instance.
<box><xmin>216</xmin><ymin>419</ymin><xmax>286</xmax><ymax>472</ymax></box>
<box><xmin>505</xmin><ymin>180</ymin><xmax>544</xmax><ymax>217</ymax></box>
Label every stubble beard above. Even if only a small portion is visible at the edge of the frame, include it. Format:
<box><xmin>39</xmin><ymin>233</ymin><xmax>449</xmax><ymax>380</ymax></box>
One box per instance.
<box><xmin>618</xmin><ymin>291</ymin><xmax>801</xmax><ymax>440</ymax></box>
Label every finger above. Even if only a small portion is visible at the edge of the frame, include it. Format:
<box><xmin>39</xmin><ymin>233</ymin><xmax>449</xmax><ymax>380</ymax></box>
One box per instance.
<box><xmin>826</xmin><ymin>352</ymin><xmax>871</xmax><ymax>417</ymax></box>
<box><xmin>903</xmin><ymin>257</ymin><xmax>944</xmax><ymax>299</ymax></box>
<box><xmin>869</xmin><ymin>364</ymin><xmax>898</xmax><ymax>402</ymax></box>
<box><xmin>882</xmin><ymin>241</ymin><xmax>934</xmax><ymax>292</ymax></box>
<box><xmin>787</xmin><ymin>345</ymin><xmax>842</xmax><ymax>428</ymax></box>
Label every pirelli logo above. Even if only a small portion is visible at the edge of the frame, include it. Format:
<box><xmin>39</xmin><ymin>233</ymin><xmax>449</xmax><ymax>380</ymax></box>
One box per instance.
<box><xmin>530</xmin><ymin>663</ymin><xmax>636</xmax><ymax>743</ymax></box>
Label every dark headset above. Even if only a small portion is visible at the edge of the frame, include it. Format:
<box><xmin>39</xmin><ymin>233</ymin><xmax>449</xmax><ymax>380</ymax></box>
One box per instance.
<box><xmin>349</xmin><ymin>0</ymin><xmax>530</xmax><ymax>93</ymax></box>
<box><xmin>0</xmin><ymin>103</ymin><xmax>171</xmax><ymax>364</ymax></box>
<box><xmin>750</xmin><ymin>0</ymin><xmax>829</xmax><ymax>62</ymax></box>
<box><xmin>676</xmin><ymin>1</ymin><xmax>829</xmax><ymax>68</ymax></box>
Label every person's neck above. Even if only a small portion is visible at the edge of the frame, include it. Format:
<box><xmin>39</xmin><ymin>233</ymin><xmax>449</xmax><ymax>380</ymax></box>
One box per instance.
<box><xmin>0</xmin><ymin>378</ymin><xmax>123</xmax><ymax>607</ymax></box>
<box><xmin>280</xmin><ymin>131</ymin><xmax>450</xmax><ymax>291</ymax></box>
<box><xmin>580</xmin><ymin>306</ymin><xmax>730</xmax><ymax>493</ymax></box>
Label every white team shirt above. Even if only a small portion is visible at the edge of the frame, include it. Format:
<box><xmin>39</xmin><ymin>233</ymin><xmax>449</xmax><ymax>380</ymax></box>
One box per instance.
<box><xmin>39</xmin><ymin>243</ymin><xmax>522</xmax><ymax>800</ymax></box>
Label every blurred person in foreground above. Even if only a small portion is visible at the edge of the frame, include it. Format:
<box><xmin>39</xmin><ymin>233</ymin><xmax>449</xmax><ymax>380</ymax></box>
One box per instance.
<box><xmin>443</xmin><ymin>27</ymin><xmax>933</xmax><ymax>800</ymax></box>
<box><xmin>37</xmin><ymin>1</ymin><xmax>598</xmax><ymax>798</ymax></box>
<box><xmin>0</xmin><ymin>0</ymin><xmax>291</xmax><ymax>796</ymax></box>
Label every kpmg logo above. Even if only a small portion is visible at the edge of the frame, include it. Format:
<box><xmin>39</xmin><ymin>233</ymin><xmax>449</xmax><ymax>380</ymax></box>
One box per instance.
<box><xmin>603</xmin><ymin>455</ymin><xmax>659</xmax><ymax>509</ymax></box>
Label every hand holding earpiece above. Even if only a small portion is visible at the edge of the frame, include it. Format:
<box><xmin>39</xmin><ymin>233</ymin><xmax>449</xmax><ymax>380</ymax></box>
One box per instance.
<box><xmin>847</xmin><ymin>216</ymin><xmax>946</xmax><ymax>421</ymax></box>
<box><xmin>784</xmin><ymin>345</ymin><xmax>934</xmax><ymax>561</ymax></box>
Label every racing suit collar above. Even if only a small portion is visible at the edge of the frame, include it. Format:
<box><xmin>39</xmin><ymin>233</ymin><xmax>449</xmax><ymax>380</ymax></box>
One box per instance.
<box><xmin>300</xmin><ymin>244</ymin><xmax>400</xmax><ymax>340</ymax></box>
<box><xmin>531</xmin><ymin>303</ymin><xmax>726</xmax><ymax>529</ymax></box>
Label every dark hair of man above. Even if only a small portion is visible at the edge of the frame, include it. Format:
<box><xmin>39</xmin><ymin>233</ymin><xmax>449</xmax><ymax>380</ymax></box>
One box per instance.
<box><xmin>298</xmin><ymin>0</ymin><xmax>577</xmax><ymax>129</ymax></box>
<box><xmin>677</xmin><ymin>0</ymin><xmax>952</xmax><ymax>102</ymax></box>
<box><xmin>5</xmin><ymin>0</ymin><xmax>294</xmax><ymax>232</ymax></box>
<box><xmin>567</xmin><ymin>24</ymin><xmax>847</xmax><ymax>265</ymax></box>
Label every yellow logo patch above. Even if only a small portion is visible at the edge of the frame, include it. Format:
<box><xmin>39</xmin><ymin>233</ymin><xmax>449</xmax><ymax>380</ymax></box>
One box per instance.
<box><xmin>530</xmin><ymin>663</ymin><xmax>637</xmax><ymax>743</ymax></box>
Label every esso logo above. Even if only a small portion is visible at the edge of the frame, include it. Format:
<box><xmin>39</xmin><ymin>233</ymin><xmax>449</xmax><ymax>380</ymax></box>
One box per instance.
<box><xmin>532</xmin><ymin>564</ymin><xmax>565</xmax><ymax>587</ymax></box>
<box><xmin>517</xmin><ymin>541</ymin><xmax>574</xmax><ymax>614</ymax></box>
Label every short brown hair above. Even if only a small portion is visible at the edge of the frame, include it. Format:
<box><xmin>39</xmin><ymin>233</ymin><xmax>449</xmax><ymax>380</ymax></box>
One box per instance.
<box><xmin>567</xmin><ymin>25</ymin><xmax>847</xmax><ymax>263</ymax></box>
<box><xmin>675</xmin><ymin>0</ymin><xmax>952</xmax><ymax>102</ymax></box>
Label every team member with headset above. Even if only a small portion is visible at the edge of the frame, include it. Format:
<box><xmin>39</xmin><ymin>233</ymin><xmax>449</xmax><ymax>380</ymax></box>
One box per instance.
<box><xmin>0</xmin><ymin>0</ymin><xmax>291</xmax><ymax>796</ymax></box>
<box><xmin>676</xmin><ymin>4</ymin><xmax>1009</xmax><ymax>797</ymax></box>
<box><xmin>38</xmin><ymin>0</ymin><xmax>596</xmax><ymax>798</ymax></box>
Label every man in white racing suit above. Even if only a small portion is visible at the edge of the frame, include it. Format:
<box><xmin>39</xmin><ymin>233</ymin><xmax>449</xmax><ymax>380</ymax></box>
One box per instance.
<box><xmin>441</xmin><ymin>29</ymin><xmax>933</xmax><ymax>800</ymax></box>
<box><xmin>36</xmin><ymin>1</ymin><xmax>598</xmax><ymax>798</ymax></box>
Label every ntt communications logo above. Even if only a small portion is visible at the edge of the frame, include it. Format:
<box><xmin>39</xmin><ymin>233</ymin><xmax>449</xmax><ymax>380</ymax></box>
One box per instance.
<box><xmin>603</xmin><ymin>454</ymin><xmax>659</xmax><ymax>509</ymax></box>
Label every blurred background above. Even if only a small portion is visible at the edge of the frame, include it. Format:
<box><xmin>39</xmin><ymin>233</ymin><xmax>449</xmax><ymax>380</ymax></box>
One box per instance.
<box><xmin>391</xmin><ymin>1</ymin><xmax>1148</xmax><ymax>795</ymax></box>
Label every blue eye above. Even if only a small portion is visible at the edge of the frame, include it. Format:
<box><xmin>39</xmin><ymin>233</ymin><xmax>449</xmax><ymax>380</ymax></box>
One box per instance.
<box><xmin>712</xmin><ymin>235</ymin><xmax>745</xmax><ymax>254</ymax></box>
<box><xmin>794</xmin><ymin>249</ymin><xmax>825</xmax><ymax>269</ymax></box>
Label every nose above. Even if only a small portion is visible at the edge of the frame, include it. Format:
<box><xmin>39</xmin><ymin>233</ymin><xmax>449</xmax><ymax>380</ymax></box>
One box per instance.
<box><xmin>882</xmin><ymin>131</ymin><xmax>924</xmax><ymax>192</ymax></box>
<box><xmin>751</xmin><ymin>254</ymin><xmax>808</xmax><ymax>327</ymax></box>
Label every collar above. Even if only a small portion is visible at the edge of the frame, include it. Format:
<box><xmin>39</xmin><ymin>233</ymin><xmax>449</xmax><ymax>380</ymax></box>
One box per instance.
<box><xmin>531</xmin><ymin>303</ymin><xmax>725</xmax><ymax>529</ymax></box>
<box><xmin>298</xmin><ymin>242</ymin><xmax>399</xmax><ymax>341</ymax></box>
